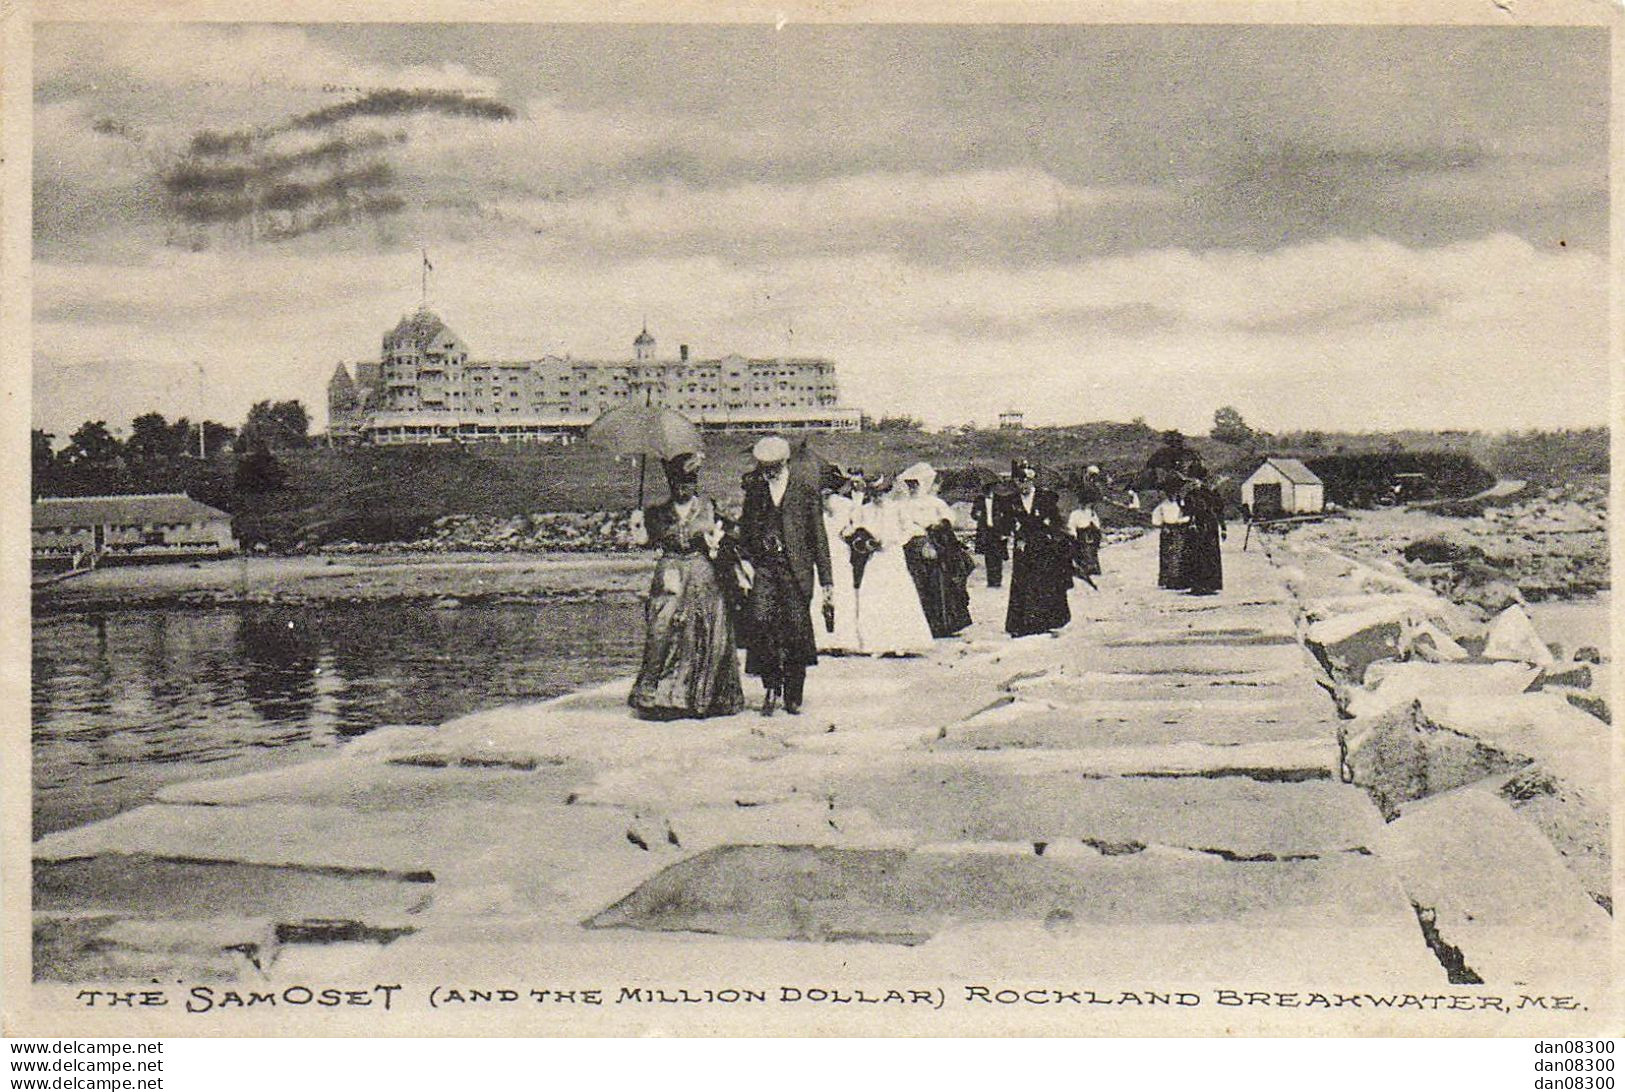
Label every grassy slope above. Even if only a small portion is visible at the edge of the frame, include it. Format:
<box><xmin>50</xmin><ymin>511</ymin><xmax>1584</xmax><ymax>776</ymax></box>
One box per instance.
<box><xmin>44</xmin><ymin>423</ymin><xmax>1605</xmax><ymax>548</ymax></box>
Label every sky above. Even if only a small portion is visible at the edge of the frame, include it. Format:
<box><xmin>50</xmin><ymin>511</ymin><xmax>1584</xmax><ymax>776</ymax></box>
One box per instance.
<box><xmin>31</xmin><ymin>22</ymin><xmax>1611</xmax><ymax>437</ymax></box>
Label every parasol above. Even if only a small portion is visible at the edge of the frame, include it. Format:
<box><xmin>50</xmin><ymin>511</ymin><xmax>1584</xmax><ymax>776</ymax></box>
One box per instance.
<box><xmin>584</xmin><ymin>404</ymin><xmax>705</xmax><ymax>506</ymax></box>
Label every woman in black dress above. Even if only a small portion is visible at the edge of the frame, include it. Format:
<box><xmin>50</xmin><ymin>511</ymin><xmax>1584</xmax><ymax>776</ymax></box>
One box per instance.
<box><xmin>1182</xmin><ymin>479</ymin><xmax>1226</xmax><ymax>596</ymax></box>
<box><xmin>1004</xmin><ymin>460</ymin><xmax>1073</xmax><ymax>637</ymax></box>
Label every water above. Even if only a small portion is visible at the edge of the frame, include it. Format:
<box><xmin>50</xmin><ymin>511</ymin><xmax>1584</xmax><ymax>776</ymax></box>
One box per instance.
<box><xmin>1526</xmin><ymin>591</ymin><xmax>1612</xmax><ymax>661</ymax></box>
<box><xmin>31</xmin><ymin>599</ymin><xmax>643</xmax><ymax>838</ymax></box>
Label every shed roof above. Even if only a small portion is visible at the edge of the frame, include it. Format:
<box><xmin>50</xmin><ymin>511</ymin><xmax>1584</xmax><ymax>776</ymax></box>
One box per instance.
<box><xmin>33</xmin><ymin>493</ymin><xmax>232</xmax><ymax>528</ymax></box>
<box><xmin>1254</xmin><ymin>457</ymin><xmax>1323</xmax><ymax>486</ymax></box>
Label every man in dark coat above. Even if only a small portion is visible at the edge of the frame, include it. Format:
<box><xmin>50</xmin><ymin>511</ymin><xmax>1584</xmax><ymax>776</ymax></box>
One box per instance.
<box><xmin>972</xmin><ymin>480</ymin><xmax>1010</xmax><ymax>588</ymax></box>
<box><xmin>738</xmin><ymin>435</ymin><xmax>833</xmax><ymax>716</ymax></box>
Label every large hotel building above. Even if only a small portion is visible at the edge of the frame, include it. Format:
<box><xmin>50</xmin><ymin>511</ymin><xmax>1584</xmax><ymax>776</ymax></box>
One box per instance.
<box><xmin>328</xmin><ymin>309</ymin><xmax>862</xmax><ymax>445</ymax></box>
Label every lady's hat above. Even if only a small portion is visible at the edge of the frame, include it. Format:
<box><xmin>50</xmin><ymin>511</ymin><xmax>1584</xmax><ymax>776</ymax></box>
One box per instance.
<box><xmin>663</xmin><ymin>451</ymin><xmax>704</xmax><ymax>486</ymax></box>
<box><xmin>1086</xmin><ymin>464</ymin><xmax>1101</xmax><ymax>476</ymax></box>
<box><xmin>752</xmin><ymin>435</ymin><xmax>791</xmax><ymax>464</ymax></box>
<box><xmin>867</xmin><ymin>471</ymin><xmax>891</xmax><ymax>493</ymax></box>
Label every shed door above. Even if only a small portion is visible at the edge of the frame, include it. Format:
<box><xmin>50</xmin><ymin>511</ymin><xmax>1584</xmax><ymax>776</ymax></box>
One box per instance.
<box><xmin>1253</xmin><ymin>482</ymin><xmax>1284</xmax><ymax>519</ymax></box>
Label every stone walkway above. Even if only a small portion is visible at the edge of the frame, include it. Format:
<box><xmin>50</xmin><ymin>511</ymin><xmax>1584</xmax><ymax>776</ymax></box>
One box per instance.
<box><xmin>42</xmin><ymin>526</ymin><xmax>1617</xmax><ymax>1032</ymax></box>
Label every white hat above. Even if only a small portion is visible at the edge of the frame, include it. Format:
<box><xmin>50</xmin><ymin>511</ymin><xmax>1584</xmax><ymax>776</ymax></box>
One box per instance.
<box><xmin>1087</xmin><ymin>465</ymin><xmax>1101</xmax><ymax>475</ymax></box>
<box><xmin>752</xmin><ymin>436</ymin><xmax>791</xmax><ymax>463</ymax></box>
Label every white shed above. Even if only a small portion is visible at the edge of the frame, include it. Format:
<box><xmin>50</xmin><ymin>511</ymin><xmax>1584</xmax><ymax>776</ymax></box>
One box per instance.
<box><xmin>1242</xmin><ymin>457</ymin><xmax>1324</xmax><ymax>517</ymax></box>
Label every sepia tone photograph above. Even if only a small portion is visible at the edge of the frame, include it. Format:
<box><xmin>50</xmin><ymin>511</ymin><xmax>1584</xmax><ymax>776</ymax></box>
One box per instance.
<box><xmin>4</xmin><ymin>3</ymin><xmax>1618</xmax><ymax>1039</ymax></box>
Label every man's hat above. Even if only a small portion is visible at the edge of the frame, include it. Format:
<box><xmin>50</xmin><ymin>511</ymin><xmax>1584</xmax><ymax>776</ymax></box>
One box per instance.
<box><xmin>752</xmin><ymin>436</ymin><xmax>791</xmax><ymax>464</ymax></box>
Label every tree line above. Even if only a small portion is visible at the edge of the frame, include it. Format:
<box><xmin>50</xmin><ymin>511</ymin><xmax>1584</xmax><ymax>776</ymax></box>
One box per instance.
<box><xmin>32</xmin><ymin>400</ymin><xmax>313</xmax><ymax>500</ymax></box>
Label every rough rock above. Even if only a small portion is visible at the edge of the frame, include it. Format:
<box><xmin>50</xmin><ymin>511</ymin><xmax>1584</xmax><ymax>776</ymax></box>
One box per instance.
<box><xmin>1342</xmin><ymin>700</ymin><xmax>1533</xmax><ymax>820</ymax></box>
<box><xmin>1305</xmin><ymin>608</ymin><xmax>1405</xmax><ymax>686</ymax></box>
<box><xmin>1377</xmin><ymin>787</ymin><xmax>1610</xmax><ymax>985</ymax></box>
<box><xmin>1401</xmin><ymin>620</ymin><xmax>1468</xmax><ymax>663</ymax></box>
<box><xmin>1482</xmin><ymin>605</ymin><xmax>1556</xmax><ymax>667</ymax></box>
<box><xmin>1346</xmin><ymin>662</ymin><xmax>1540</xmax><ymax>721</ymax></box>
<box><xmin>1531</xmin><ymin>663</ymin><xmax>1593</xmax><ymax>692</ymax></box>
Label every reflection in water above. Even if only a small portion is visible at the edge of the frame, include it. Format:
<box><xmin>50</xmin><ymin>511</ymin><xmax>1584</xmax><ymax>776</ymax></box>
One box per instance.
<box><xmin>32</xmin><ymin>600</ymin><xmax>642</xmax><ymax>837</ymax></box>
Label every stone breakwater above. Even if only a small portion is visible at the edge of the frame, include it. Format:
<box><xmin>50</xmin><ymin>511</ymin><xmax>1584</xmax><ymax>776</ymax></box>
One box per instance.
<box><xmin>1272</xmin><ymin>531</ymin><xmax>1612</xmax><ymax>985</ymax></box>
<box><xmin>29</xmin><ymin>532</ymin><xmax>1611</xmax><ymax>1035</ymax></box>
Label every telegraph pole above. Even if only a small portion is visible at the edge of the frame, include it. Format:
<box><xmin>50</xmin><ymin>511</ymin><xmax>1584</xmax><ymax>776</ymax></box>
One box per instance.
<box><xmin>195</xmin><ymin>362</ymin><xmax>206</xmax><ymax>458</ymax></box>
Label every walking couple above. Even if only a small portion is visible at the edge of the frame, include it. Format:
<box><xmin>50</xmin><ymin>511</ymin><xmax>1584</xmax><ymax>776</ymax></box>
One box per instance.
<box><xmin>1144</xmin><ymin>431</ymin><xmax>1226</xmax><ymax>596</ymax></box>
<box><xmin>628</xmin><ymin>436</ymin><xmax>833</xmax><ymax>721</ymax></box>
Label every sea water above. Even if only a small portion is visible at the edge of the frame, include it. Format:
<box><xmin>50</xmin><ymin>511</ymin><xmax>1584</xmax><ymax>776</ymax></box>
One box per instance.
<box><xmin>31</xmin><ymin>599</ymin><xmax>642</xmax><ymax>837</ymax></box>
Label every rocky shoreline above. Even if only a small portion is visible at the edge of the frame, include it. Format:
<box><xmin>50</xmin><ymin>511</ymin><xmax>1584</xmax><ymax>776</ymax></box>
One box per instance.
<box><xmin>1289</xmin><ymin>479</ymin><xmax>1607</xmax><ymax>615</ymax></box>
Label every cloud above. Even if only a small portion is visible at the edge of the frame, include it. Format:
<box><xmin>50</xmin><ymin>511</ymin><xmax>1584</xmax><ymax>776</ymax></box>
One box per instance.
<box><xmin>36</xmin><ymin>24</ymin><xmax>497</xmax><ymax>98</ymax></box>
<box><xmin>32</xmin><ymin>232</ymin><xmax>1607</xmax><ymax>439</ymax></box>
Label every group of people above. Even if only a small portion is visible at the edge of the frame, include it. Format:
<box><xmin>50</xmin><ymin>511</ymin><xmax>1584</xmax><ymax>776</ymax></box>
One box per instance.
<box><xmin>1143</xmin><ymin>431</ymin><xmax>1226</xmax><ymax>596</ymax></box>
<box><xmin>626</xmin><ymin>430</ymin><xmax>1229</xmax><ymax>722</ymax></box>
<box><xmin>628</xmin><ymin>436</ymin><xmax>977</xmax><ymax>721</ymax></box>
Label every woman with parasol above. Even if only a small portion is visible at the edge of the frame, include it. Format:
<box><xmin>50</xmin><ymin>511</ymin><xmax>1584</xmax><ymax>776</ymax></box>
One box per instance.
<box><xmin>628</xmin><ymin>452</ymin><xmax>746</xmax><ymax>720</ymax></box>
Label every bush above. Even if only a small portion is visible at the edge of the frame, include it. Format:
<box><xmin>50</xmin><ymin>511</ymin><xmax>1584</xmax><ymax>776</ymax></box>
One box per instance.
<box><xmin>1304</xmin><ymin>452</ymin><xmax>1495</xmax><ymax>508</ymax></box>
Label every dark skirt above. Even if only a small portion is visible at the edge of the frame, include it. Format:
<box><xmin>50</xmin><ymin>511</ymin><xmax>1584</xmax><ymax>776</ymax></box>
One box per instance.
<box><xmin>1006</xmin><ymin>534</ymin><xmax>1073</xmax><ymax>637</ymax></box>
<box><xmin>1184</xmin><ymin>521</ymin><xmax>1223</xmax><ymax>594</ymax></box>
<box><xmin>1158</xmin><ymin>526</ymin><xmax>1189</xmax><ymax>589</ymax></box>
<box><xmin>743</xmin><ymin>556</ymin><xmax>818</xmax><ymax>677</ymax></box>
<box><xmin>904</xmin><ymin>530</ymin><xmax>974</xmax><ymax>638</ymax></box>
<box><xmin>630</xmin><ymin>553</ymin><xmax>746</xmax><ymax>719</ymax></box>
<box><xmin>1073</xmin><ymin>527</ymin><xmax>1102</xmax><ymax>577</ymax></box>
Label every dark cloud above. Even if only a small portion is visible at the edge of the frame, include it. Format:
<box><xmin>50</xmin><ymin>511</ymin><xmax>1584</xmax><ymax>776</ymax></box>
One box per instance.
<box><xmin>155</xmin><ymin>91</ymin><xmax>511</xmax><ymax>245</ymax></box>
<box><xmin>288</xmin><ymin>89</ymin><xmax>515</xmax><ymax>130</ymax></box>
<box><xmin>1234</xmin><ymin>293</ymin><xmax>1448</xmax><ymax>336</ymax></box>
<box><xmin>940</xmin><ymin>301</ymin><xmax>1181</xmax><ymax>341</ymax></box>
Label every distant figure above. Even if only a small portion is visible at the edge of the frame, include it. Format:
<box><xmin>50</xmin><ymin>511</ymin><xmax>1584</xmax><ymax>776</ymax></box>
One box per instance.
<box><xmin>809</xmin><ymin>467</ymin><xmax>863</xmax><ymax>654</ymax></box>
<box><xmin>1003</xmin><ymin>459</ymin><xmax>1072</xmax><ymax>637</ymax></box>
<box><xmin>739</xmin><ymin>436</ymin><xmax>834</xmax><ymax>716</ymax></box>
<box><xmin>1152</xmin><ymin>491</ymin><xmax>1190</xmax><ymax>590</ymax></box>
<box><xmin>1182</xmin><ymin>478</ymin><xmax>1226</xmax><ymax>596</ymax></box>
<box><xmin>898</xmin><ymin>462</ymin><xmax>973</xmax><ymax>638</ymax></box>
<box><xmin>1071</xmin><ymin>466</ymin><xmax>1105</xmax><ymax>584</ymax></box>
<box><xmin>629</xmin><ymin>453</ymin><xmax>745</xmax><ymax>720</ymax></box>
<box><xmin>1066</xmin><ymin>503</ymin><xmax>1102</xmax><ymax>589</ymax></box>
<box><xmin>852</xmin><ymin>475</ymin><xmax>934</xmax><ymax>656</ymax></box>
<box><xmin>972</xmin><ymin>480</ymin><xmax>1009</xmax><ymax>588</ymax></box>
<box><xmin>1143</xmin><ymin>430</ymin><xmax>1190</xmax><ymax>493</ymax></box>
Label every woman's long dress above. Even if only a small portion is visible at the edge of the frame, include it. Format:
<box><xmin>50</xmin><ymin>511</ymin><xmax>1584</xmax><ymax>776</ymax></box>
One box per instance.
<box><xmin>1005</xmin><ymin>490</ymin><xmax>1073</xmax><ymax>637</ymax></box>
<box><xmin>1068</xmin><ymin>506</ymin><xmax>1102</xmax><ymax>578</ymax></box>
<box><xmin>629</xmin><ymin>497</ymin><xmax>746</xmax><ymax>719</ymax></box>
<box><xmin>1183</xmin><ymin>488</ymin><xmax>1225</xmax><ymax>595</ymax></box>
<box><xmin>902</xmin><ymin>495</ymin><xmax>974</xmax><ymax>638</ymax></box>
<box><xmin>810</xmin><ymin>494</ymin><xmax>862</xmax><ymax>652</ymax></box>
<box><xmin>854</xmin><ymin>499</ymin><xmax>934</xmax><ymax>655</ymax></box>
<box><xmin>1152</xmin><ymin>499</ymin><xmax>1189</xmax><ymax>590</ymax></box>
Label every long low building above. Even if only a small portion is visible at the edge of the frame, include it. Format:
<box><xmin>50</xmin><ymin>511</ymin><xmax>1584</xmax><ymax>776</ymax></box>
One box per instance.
<box><xmin>32</xmin><ymin>493</ymin><xmax>238</xmax><ymax>565</ymax></box>
<box><xmin>330</xmin><ymin>310</ymin><xmax>863</xmax><ymax>445</ymax></box>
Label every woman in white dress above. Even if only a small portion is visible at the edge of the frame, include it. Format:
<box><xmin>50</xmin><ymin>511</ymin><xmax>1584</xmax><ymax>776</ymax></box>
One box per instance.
<box><xmin>809</xmin><ymin>472</ymin><xmax>863</xmax><ymax>653</ymax></box>
<box><xmin>853</xmin><ymin>475</ymin><xmax>934</xmax><ymax>656</ymax></box>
